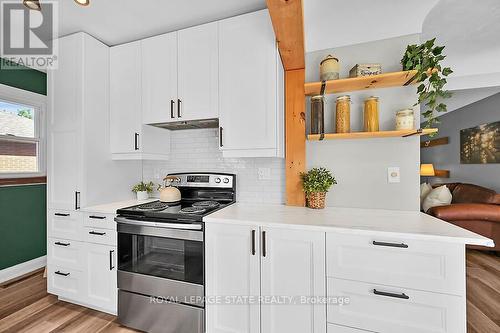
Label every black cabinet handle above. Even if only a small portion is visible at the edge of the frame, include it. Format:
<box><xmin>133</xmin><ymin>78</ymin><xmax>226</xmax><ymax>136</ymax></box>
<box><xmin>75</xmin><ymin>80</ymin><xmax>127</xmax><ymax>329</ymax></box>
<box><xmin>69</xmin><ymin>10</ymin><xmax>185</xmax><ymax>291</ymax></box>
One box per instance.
<box><xmin>109</xmin><ymin>250</ymin><xmax>115</xmax><ymax>270</ymax></box>
<box><xmin>134</xmin><ymin>133</ymin><xmax>139</xmax><ymax>150</ymax></box>
<box><xmin>177</xmin><ymin>99</ymin><xmax>182</xmax><ymax>117</ymax></box>
<box><xmin>170</xmin><ymin>99</ymin><xmax>175</xmax><ymax>118</ymax></box>
<box><xmin>55</xmin><ymin>271</ymin><xmax>70</xmax><ymax>277</ymax></box>
<box><xmin>54</xmin><ymin>213</ymin><xmax>70</xmax><ymax>217</ymax></box>
<box><xmin>55</xmin><ymin>241</ymin><xmax>70</xmax><ymax>246</ymax></box>
<box><xmin>219</xmin><ymin>127</ymin><xmax>223</xmax><ymax>147</ymax></box>
<box><xmin>251</xmin><ymin>230</ymin><xmax>256</xmax><ymax>255</ymax></box>
<box><xmin>89</xmin><ymin>215</ymin><xmax>106</xmax><ymax>220</ymax></box>
<box><xmin>75</xmin><ymin>191</ymin><xmax>80</xmax><ymax>210</ymax></box>
<box><xmin>372</xmin><ymin>241</ymin><xmax>408</xmax><ymax>248</ymax></box>
<box><xmin>262</xmin><ymin>230</ymin><xmax>266</xmax><ymax>257</ymax></box>
<box><xmin>373</xmin><ymin>289</ymin><xmax>409</xmax><ymax>300</ymax></box>
<box><xmin>89</xmin><ymin>231</ymin><xmax>106</xmax><ymax>236</ymax></box>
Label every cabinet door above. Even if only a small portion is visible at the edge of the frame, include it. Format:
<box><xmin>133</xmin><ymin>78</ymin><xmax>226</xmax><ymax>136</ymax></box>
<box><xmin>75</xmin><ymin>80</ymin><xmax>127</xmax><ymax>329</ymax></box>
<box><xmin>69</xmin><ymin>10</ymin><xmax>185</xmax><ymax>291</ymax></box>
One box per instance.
<box><xmin>110</xmin><ymin>41</ymin><xmax>142</xmax><ymax>154</ymax></box>
<box><xmin>261</xmin><ymin>227</ymin><xmax>326</xmax><ymax>333</ymax></box>
<box><xmin>219</xmin><ymin>10</ymin><xmax>278</xmax><ymax>154</ymax></box>
<box><xmin>206</xmin><ymin>223</ymin><xmax>260</xmax><ymax>333</ymax></box>
<box><xmin>178</xmin><ymin>21</ymin><xmax>218</xmax><ymax>121</ymax></box>
<box><xmin>84</xmin><ymin>243</ymin><xmax>117</xmax><ymax>314</ymax></box>
<box><xmin>142</xmin><ymin>32</ymin><xmax>178</xmax><ymax>124</ymax></box>
<box><xmin>47</xmin><ymin>34</ymin><xmax>82</xmax><ymax>210</ymax></box>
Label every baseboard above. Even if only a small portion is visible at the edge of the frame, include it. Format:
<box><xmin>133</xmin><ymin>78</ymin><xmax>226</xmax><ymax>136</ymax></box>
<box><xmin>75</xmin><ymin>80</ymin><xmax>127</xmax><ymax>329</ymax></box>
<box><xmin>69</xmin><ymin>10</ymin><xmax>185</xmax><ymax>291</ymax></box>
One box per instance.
<box><xmin>0</xmin><ymin>256</ymin><xmax>47</xmax><ymax>284</ymax></box>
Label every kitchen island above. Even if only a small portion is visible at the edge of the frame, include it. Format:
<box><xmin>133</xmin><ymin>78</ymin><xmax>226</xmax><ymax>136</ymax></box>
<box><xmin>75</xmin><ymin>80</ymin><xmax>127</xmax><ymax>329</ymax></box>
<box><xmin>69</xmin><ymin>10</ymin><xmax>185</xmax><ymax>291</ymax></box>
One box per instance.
<box><xmin>203</xmin><ymin>203</ymin><xmax>493</xmax><ymax>333</ymax></box>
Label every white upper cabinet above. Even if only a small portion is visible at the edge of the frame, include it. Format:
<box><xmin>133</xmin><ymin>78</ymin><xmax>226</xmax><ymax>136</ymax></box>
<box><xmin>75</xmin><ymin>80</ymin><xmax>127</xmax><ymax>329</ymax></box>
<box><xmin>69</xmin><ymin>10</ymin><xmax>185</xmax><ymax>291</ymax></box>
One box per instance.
<box><xmin>49</xmin><ymin>33</ymin><xmax>141</xmax><ymax>210</ymax></box>
<box><xmin>110</xmin><ymin>41</ymin><xmax>142</xmax><ymax>155</ymax></box>
<box><xmin>177</xmin><ymin>22</ymin><xmax>219</xmax><ymax>121</ymax></box>
<box><xmin>219</xmin><ymin>10</ymin><xmax>284</xmax><ymax>158</ymax></box>
<box><xmin>141</xmin><ymin>32</ymin><xmax>178</xmax><ymax>124</ymax></box>
<box><xmin>110</xmin><ymin>41</ymin><xmax>171</xmax><ymax>160</ymax></box>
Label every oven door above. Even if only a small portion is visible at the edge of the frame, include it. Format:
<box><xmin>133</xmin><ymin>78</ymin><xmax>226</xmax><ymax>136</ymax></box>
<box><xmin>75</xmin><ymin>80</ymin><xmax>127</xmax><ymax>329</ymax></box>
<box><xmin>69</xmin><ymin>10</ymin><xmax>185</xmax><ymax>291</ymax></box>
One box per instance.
<box><xmin>116</xmin><ymin>216</ymin><xmax>204</xmax><ymax>306</ymax></box>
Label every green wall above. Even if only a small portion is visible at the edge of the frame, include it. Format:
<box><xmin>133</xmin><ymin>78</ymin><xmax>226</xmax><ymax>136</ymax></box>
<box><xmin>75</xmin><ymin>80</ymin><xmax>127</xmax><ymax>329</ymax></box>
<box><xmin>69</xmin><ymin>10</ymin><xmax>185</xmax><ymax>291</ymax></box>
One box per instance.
<box><xmin>0</xmin><ymin>58</ymin><xmax>47</xmax><ymax>270</ymax></box>
<box><xmin>0</xmin><ymin>58</ymin><xmax>47</xmax><ymax>95</ymax></box>
<box><xmin>0</xmin><ymin>185</ymin><xmax>47</xmax><ymax>270</ymax></box>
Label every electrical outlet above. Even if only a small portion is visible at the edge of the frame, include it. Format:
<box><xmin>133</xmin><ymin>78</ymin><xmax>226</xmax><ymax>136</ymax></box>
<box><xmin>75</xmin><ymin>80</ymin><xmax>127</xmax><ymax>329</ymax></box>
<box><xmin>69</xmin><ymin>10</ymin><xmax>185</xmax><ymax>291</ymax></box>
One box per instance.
<box><xmin>258</xmin><ymin>167</ymin><xmax>271</xmax><ymax>180</ymax></box>
<box><xmin>388</xmin><ymin>167</ymin><xmax>400</xmax><ymax>183</ymax></box>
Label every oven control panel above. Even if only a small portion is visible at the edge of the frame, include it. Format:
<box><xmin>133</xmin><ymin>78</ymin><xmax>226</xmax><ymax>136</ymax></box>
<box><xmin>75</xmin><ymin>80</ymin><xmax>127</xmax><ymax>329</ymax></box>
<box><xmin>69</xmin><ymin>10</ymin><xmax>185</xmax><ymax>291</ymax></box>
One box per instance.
<box><xmin>171</xmin><ymin>173</ymin><xmax>235</xmax><ymax>188</ymax></box>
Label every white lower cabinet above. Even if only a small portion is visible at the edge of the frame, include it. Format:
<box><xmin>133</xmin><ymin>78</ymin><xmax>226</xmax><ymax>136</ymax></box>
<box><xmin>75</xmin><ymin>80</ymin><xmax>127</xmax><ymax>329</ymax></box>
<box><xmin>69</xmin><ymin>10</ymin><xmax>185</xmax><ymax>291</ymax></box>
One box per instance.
<box><xmin>205</xmin><ymin>223</ymin><xmax>326</xmax><ymax>333</ymax></box>
<box><xmin>84</xmin><ymin>243</ymin><xmax>117</xmax><ymax>313</ymax></box>
<box><xmin>47</xmin><ymin>210</ymin><xmax>118</xmax><ymax>315</ymax></box>
<box><xmin>327</xmin><ymin>278</ymin><xmax>465</xmax><ymax>333</ymax></box>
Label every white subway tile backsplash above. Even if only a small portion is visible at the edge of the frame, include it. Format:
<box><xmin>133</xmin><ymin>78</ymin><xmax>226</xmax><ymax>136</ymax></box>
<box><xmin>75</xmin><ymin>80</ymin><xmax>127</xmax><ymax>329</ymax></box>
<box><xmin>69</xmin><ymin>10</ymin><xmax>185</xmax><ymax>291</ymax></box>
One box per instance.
<box><xmin>142</xmin><ymin>128</ymin><xmax>285</xmax><ymax>204</ymax></box>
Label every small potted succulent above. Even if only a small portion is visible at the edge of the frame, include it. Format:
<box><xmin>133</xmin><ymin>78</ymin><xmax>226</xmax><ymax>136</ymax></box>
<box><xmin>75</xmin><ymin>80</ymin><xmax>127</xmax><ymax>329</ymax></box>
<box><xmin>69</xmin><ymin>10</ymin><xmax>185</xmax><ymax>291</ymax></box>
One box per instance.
<box><xmin>132</xmin><ymin>181</ymin><xmax>155</xmax><ymax>201</ymax></box>
<box><xmin>301</xmin><ymin>167</ymin><xmax>337</xmax><ymax>209</ymax></box>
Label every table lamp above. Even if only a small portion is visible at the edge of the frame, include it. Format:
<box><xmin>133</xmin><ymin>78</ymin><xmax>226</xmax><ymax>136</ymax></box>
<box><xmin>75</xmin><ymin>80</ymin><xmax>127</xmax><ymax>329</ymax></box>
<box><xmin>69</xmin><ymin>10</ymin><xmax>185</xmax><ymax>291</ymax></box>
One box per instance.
<box><xmin>420</xmin><ymin>164</ymin><xmax>435</xmax><ymax>183</ymax></box>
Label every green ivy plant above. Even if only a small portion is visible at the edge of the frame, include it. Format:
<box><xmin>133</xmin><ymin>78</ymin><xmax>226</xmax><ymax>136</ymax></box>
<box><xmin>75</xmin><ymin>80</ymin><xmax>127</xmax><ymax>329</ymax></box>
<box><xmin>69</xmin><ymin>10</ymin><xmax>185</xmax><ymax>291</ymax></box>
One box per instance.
<box><xmin>300</xmin><ymin>167</ymin><xmax>337</xmax><ymax>195</ymax></box>
<box><xmin>401</xmin><ymin>38</ymin><xmax>453</xmax><ymax>129</ymax></box>
<box><xmin>132</xmin><ymin>181</ymin><xmax>155</xmax><ymax>194</ymax></box>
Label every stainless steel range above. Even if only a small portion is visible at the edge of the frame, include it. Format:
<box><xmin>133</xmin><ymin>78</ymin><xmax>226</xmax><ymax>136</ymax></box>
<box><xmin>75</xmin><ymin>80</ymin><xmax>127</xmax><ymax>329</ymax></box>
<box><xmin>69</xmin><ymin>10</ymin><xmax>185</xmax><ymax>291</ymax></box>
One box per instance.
<box><xmin>116</xmin><ymin>173</ymin><xmax>236</xmax><ymax>333</ymax></box>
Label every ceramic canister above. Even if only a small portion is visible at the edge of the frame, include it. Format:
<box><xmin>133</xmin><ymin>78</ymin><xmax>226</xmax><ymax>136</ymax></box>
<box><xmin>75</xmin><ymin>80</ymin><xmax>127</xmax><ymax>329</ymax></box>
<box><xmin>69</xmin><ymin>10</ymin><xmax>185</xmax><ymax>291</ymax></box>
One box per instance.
<box><xmin>320</xmin><ymin>55</ymin><xmax>339</xmax><ymax>81</ymax></box>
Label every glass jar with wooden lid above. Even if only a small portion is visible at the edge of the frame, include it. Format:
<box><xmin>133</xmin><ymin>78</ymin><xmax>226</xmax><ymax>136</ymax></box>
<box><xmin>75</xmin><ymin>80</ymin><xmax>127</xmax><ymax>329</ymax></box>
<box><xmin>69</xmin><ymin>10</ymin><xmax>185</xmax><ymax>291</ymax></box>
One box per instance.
<box><xmin>310</xmin><ymin>95</ymin><xmax>325</xmax><ymax>135</ymax></box>
<box><xmin>364</xmin><ymin>96</ymin><xmax>380</xmax><ymax>132</ymax></box>
<box><xmin>335</xmin><ymin>95</ymin><xmax>351</xmax><ymax>133</ymax></box>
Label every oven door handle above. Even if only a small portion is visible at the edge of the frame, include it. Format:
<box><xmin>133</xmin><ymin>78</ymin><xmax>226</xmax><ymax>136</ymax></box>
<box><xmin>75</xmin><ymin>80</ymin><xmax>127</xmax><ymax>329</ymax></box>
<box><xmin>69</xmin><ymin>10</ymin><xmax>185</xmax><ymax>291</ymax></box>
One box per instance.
<box><xmin>114</xmin><ymin>217</ymin><xmax>203</xmax><ymax>230</ymax></box>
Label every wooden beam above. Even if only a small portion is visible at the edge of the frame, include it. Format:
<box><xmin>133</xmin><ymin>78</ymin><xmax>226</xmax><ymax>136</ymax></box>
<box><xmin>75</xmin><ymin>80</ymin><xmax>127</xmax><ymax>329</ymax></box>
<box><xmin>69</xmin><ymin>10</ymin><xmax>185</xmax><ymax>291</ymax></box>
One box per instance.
<box><xmin>266</xmin><ymin>0</ymin><xmax>305</xmax><ymax>71</ymax></box>
<box><xmin>421</xmin><ymin>136</ymin><xmax>449</xmax><ymax>148</ymax></box>
<box><xmin>285</xmin><ymin>69</ymin><xmax>306</xmax><ymax>206</ymax></box>
<box><xmin>0</xmin><ymin>176</ymin><xmax>46</xmax><ymax>186</ymax></box>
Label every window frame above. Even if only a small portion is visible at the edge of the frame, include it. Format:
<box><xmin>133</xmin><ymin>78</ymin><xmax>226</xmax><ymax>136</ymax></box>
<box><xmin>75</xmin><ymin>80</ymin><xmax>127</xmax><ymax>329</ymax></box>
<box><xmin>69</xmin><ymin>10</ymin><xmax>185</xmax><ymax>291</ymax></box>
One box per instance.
<box><xmin>0</xmin><ymin>83</ymin><xmax>47</xmax><ymax>179</ymax></box>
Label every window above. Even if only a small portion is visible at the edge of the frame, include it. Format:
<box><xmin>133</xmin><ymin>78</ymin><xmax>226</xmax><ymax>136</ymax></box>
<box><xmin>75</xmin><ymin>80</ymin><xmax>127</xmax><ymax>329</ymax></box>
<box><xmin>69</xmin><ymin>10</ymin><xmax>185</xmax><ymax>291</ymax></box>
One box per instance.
<box><xmin>0</xmin><ymin>87</ymin><xmax>45</xmax><ymax>178</ymax></box>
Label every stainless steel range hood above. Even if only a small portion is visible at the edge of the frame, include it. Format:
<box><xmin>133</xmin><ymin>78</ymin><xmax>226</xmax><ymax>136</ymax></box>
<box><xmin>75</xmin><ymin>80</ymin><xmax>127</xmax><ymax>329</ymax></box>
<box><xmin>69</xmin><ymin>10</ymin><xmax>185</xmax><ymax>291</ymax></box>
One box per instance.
<box><xmin>153</xmin><ymin>118</ymin><xmax>219</xmax><ymax>130</ymax></box>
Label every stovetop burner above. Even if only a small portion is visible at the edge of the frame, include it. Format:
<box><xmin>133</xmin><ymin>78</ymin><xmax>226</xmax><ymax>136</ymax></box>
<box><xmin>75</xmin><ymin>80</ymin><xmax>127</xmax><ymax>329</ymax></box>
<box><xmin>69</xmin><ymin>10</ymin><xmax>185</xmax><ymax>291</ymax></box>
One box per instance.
<box><xmin>179</xmin><ymin>206</ymin><xmax>207</xmax><ymax>214</ymax></box>
<box><xmin>137</xmin><ymin>201</ymin><xmax>170</xmax><ymax>211</ymax></box>
<box><xmin>192</xmin><ymin>200</ymin><xmax>220</xmax><ymax>209</ymax></box>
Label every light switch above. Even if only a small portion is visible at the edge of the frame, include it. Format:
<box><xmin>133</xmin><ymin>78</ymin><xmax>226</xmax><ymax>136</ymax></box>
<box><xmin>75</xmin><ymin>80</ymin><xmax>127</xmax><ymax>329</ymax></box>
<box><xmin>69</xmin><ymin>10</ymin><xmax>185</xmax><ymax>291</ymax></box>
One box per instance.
<box><xmin>258</xmin><ymin>168</ymin><xmax>271</xmax><ymax>180</ymax></box>
<box><xmin>388</xmin><ymin>167</ymin><xmax>400</xmax><ymax>183</ymax></box>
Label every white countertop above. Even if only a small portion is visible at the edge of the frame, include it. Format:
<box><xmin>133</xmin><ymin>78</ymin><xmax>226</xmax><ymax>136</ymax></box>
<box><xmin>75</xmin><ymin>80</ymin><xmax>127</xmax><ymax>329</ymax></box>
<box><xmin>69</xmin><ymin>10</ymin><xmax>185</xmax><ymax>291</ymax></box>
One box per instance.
<box><xmin>81</xmin><ymin>198</ymin><xmax>157</xmax><ymax>214</ymax></box>
<box><xmin>204</xmin><ymin>203</ymin><xmax>494</xmax><ymax>247</ymax></box>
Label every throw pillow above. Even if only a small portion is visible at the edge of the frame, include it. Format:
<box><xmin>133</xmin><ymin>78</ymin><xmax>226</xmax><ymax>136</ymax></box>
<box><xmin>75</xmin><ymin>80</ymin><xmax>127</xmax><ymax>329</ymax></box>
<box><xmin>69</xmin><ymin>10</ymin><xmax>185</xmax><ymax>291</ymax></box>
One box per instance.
<box><xmin>420</xmin><ymin>183</ymin><xmax>433</xmax><ymax>210</ymax></box>
<box><xmin>422</xmin><ymin>185</ymin><xmax>452</xmax><ymax>213</ymax></box>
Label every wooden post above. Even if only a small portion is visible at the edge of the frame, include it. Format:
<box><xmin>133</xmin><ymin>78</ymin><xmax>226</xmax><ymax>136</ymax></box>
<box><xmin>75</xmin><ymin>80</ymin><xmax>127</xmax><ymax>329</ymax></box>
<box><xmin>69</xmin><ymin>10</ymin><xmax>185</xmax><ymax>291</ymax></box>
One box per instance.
<box><xmin>267</xmin><ymin>0</ymin><xmax>306</xmax><ymax>206</ymax></box>
<box><xmin>285</xmin><ymin>69</ymin><xmax>306</xmax><ymax>206</ymax></box>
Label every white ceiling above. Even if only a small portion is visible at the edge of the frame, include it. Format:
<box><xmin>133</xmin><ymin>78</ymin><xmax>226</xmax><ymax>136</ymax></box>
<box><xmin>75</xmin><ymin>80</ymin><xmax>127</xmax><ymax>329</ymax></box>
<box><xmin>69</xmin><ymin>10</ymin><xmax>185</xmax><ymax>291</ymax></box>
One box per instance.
<box><xmin>52</xmin><ymin>0</ymin><xmax>266</xmax><ymax>46</ymax></box>
<box><xmin>304</xmin><ymin>0</ymin><xmax>439</xmax><ymax>53</ymax></box>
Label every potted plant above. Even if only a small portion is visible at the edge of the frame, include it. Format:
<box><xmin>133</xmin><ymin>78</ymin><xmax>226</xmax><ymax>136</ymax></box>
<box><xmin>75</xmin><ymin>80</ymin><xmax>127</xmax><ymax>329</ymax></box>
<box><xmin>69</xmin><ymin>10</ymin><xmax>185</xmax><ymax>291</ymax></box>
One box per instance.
<box><xmin>401</xmin><ymin>38</ymin><xmax>453</xmax><ymax>131</ymax></box>
<box><xmin>301</xmin><ymin>167</ymin><xmax>337</xmax><ymax>209</ymax></box>
<box><xmin>132</xmin><ymin>181</ymin><xmax>154</xmax><ymax>201</ymax></box>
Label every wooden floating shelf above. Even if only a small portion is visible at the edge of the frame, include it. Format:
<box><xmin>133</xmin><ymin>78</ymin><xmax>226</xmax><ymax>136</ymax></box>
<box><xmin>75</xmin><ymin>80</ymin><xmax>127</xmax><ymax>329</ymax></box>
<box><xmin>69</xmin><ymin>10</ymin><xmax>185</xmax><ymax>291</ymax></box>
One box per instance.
<box><xmin>304</xmin><ymin>70</ymin><xmax>418</xmax><ymax>96</ymax></box>
<box><xmin>307</xmin><ymin>128</ymin><xmax>438</xmax><ymax>141</ymax></box>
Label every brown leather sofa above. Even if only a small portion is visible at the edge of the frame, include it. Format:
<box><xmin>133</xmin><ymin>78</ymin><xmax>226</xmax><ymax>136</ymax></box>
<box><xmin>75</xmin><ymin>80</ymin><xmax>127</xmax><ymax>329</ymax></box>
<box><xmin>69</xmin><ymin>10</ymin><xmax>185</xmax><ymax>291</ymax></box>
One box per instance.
<box><xmin>427</xmin><ymin>183</ymin><xmax>500</xmax><ymax>252</ymax></box>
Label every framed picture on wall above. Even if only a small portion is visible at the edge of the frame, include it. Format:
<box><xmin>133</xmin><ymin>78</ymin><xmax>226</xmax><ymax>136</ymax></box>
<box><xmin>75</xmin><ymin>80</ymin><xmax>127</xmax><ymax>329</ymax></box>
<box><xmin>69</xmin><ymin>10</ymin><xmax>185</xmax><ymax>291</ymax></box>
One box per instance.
<box><xmin>460</xmin><ymin>120</ymin><xmax>500</xmax><ymax>164</ymax></box>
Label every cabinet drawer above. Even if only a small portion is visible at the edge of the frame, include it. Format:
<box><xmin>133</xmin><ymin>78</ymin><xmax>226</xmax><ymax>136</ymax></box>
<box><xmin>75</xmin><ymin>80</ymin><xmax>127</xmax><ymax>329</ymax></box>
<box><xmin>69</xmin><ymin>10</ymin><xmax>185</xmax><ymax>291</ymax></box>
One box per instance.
<box><xmin>83</xmin><ymin>213</ymin><xmax>116</xmax><ymax>230</ymax></box>
<box><xmin>328</xmin><ymin>323</ymin><xmax>372</xmax><ymax>333</ymax></box>
<box><xmin>327</xmin><ymin>278</ymin><xmax>465</xmax><ymax>333</ymax></box>
<box><xmin>326</xmin><ymin>233</ymin><xmax>464</xmax><ymax>295</ymax></box>
<box><xmin>47</xmin><ymin>237</ymin><xmax>85</xmax><ymax>270</ymax></box>
<box><xmin>48</xmin><ymin>210</ymin><xmax>82</xmax><ymax>241</ymax></box>
<box><xmin>84</xmin><ymin>227</ymin><xmax>117</xmax><ymax>246</ymax></box>
<box><xmin>47</xmin><ymin>265</ymin><xmax>84</xmax><ymax>300</ymax></box>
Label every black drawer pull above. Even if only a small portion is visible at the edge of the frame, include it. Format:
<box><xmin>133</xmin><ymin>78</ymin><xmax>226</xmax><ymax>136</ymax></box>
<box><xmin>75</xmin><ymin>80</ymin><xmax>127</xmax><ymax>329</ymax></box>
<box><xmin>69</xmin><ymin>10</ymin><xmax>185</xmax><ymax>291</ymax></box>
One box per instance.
<box><xmin>109</xmin><ymin>250</ymin><xmax>115</xmax><ymax>270</ymax></box>
<box><xmin>89</xmin><ymin>231</ymin><xmax>106</xmax><ymax>236</ymax></box>
<box><xmin>262</xmin><ymin>230</ymin><xmax>267</xmax><ymax>257</ymax></box>
<box><xmin>170</xmin><ymin>99</ymin><xmax>175</xmax><ymax>118</ymax></box>
<box><xmin>54</xmin><ymin>241</ymin><xmax>70</xmax><ymax>246</ymax></box>
<box><xmin>55</xmin><ymin>271</ymin><xmax>70</xmax><ymax>277</ymax></box>
<box><xmin>373</xmin><ymin>289</ymin><xmax>409</xmax><ymax>300</ymax></box>
<box><xmin>89</xmin><ymin>215</ymin><xmax>106</xmax><ymax>220</ymax></box>
<box><xmin>251</xmin><ymin>230</ymin><xmax>256</xmax><ymax>255</ymax></box>
<box><xmin>54</xmin><ymin>213</ymin><xmax>70</xmax><ymax>217</ymax></box>
<box><xmin>372</xmin><ymin>241</ymin><xmax>408</xmax><ymax>248</ymax></box>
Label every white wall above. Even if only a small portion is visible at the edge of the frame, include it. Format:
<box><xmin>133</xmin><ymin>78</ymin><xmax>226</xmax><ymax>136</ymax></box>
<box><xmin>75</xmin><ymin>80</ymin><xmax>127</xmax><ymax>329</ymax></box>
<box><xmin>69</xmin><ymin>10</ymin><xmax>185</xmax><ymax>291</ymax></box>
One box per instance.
<box><xmin>142</xmin><ymin>128</ymin><xmax>285</xmax><ymax>204</ymax></box>
<box><xmin>306</xmin><ymin>34</ymin><xmax>421</xmax><ymax>211</ymax></box>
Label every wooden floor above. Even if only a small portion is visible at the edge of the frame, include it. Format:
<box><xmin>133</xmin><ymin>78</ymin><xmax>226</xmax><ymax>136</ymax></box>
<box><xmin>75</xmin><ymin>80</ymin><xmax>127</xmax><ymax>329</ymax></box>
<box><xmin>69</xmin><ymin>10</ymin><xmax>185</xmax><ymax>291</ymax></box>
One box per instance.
<box><xmin>0</xmin><ymin>250</ymin><xmax>499</xmax><ymax>333</ymax></box>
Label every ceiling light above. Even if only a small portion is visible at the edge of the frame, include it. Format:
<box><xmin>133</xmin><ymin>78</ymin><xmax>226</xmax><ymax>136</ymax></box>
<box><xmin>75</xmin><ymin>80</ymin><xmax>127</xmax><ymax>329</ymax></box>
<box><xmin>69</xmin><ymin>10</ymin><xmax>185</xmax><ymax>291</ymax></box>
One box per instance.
<box><xmin>74</xmin><ymin>0</ymin><xmax>90</xmax><ymax>6</ymax></box>
<box><xmin>23</xmin><ymin>0</ymin><xmax>41</xmax><ymax>11</ymax></box>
